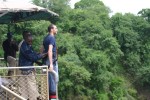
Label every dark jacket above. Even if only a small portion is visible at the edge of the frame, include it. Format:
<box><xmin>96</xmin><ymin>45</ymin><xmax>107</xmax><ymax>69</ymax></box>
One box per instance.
<box><xmin>19</xmin><ymin>41</ymin><xmax>42</xmax><ymax>71</ymax></box>
<box><xmin>2</xmin><ymin>39</ymin><xmax>18</xmax><ymax>60</ymax></box>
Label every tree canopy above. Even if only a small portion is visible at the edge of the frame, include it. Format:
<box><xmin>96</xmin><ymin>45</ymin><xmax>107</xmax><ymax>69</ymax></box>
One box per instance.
<box><xmin>0</xmin><ymin>0</ymin><xmax>150</xmax><ymax>99</ymax></box>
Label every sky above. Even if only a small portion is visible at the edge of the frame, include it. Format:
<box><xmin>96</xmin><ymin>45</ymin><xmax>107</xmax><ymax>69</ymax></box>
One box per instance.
<box><xmin>69</xmin><ymin>0</ymin><xmax>150</xmax><ymax>15</ymax></box>
<box><xmin>1</xmin><ymin>0</ymin><xmax>150</xmax><ymax>15</ymax></box>
<box><xmin>101</xmin><ymin>0</ymin><xmax>150</xmax><ymax>15</ymax></box>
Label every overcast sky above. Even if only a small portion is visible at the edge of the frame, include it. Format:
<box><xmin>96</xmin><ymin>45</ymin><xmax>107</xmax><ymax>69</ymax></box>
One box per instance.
<box><xmin>69</xmin><ymin>0</ymin><xmax>150</xmax><ymax>15</ymax></box>
<box><xmin>1</xmin><ymin>0</ymin><xmax>150</xmax><ymax>15</ymax></box>
<box><xmin>101</xmin><ymin>0</ymin><xmax>150</xmax><ymax>15</ymax></box>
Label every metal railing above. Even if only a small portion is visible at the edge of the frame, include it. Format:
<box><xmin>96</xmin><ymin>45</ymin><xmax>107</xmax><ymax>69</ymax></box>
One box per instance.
<box><xmin>0</xmin><ymin>66</ymin><xmax>49</xmax><ymax>100</ymax></box>
<box><xmin>0</xmin><ymin>84</ymin><xmax>26</xmax><ymax>100</ymax></box>
<box><xmin>0</xmin><ymin>58</ymin><xmax>4</xmax><ymax>60</ymax></box>
<box><xmin>0</xmin><ymin>57</ymin><xmax>59</xmax><ymax>100</ymax></box>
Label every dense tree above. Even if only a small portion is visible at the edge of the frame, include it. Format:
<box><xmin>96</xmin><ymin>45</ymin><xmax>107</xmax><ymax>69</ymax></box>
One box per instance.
<box><xmin>138</xmin><ymin>9</ymin><xmax>150</xmax><ymax>22</ymax></box>
<box><xmin>111</xmin><ymin>12</ymin><xmax>150</xmax><ymax>90</ymax></box>
<box><xmin>0</xmin><ymin>25</ymin><xmax>8</xmax><ymax>57</ymax></box>
<box><xmin>1</xmin><ymin>0</ymin><xmax>150</xmax><ymax>99</ymax></box>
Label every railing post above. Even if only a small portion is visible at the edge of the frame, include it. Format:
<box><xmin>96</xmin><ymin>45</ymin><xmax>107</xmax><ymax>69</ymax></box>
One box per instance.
<box><xmin>47</xmin><ymin>66</ymin><xmax>49</xmax><ymax>100</ymax></box>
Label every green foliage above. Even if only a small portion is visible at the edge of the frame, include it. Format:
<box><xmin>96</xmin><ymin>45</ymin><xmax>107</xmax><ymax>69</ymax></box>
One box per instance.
<box><xmin>0</xmin><ymin>25</ymin><xmax>8</xmax><ymax>57</ymax></box>
<box><xmin>111</xmin><ymin>12</ymin><xmax>150</xmax><ymax>88</ymax></box>
<box><xmin>109</xmin><ymin>77</ymin><xmax>125</xmax><ymax>99</ymax></box>
<box><xmin>0</xmin><ymin>49</ymin><xmax>4</xmax><ymax>57</ymax></box>
<box><xmin>138</xmin><ymin>9</ymin><xmax>150</xmax><ymax>22</ymax></box>
<box><xmin>99</xmin><ymin>93</ymin><xmax>109</xmax><ymax>100</ymax></box>
<box><xmin>58</xmin><ymin>54</ymin><xmax>91</xmax><ymax>99</ymax></box>
<box><xmin>1</xmin><ymin>0</ymin><xmax>150</xmax><ymax>99</ymax></box>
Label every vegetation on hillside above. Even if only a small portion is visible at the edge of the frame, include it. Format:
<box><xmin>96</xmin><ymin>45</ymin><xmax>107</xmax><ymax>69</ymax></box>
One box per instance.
<box><xmin>0</xmin><ymin>0</ymin><xmax>150</xmax><ymax>99</ymax></box>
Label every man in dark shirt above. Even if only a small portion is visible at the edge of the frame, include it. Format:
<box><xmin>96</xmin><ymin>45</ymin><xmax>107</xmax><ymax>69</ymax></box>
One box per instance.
<box><xmin>43</xmin><ymin>24</ymin><xmax>59</xmax><ymax>99</ymax></box>
<box><xmin>18</xmin><ymin>31</ymin><xmax>47</xmax><ymax>100</ymax></box>
<box><xmin>2</xmin><ymin>32</ymin><xmax>18</xmax><ymax>76</ymax></box>
<box><xmin>19</xmin><ymin>34</ymin><xmax>44</xmax><ymax>68</ymax></box>
<box><xmin>2</xmin><ymin>32</ymin><xmax>18</xmax><ymax>64</ymax></box>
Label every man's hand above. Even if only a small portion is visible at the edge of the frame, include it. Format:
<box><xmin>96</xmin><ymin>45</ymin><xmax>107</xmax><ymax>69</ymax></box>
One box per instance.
<box><xmin>49</xmin><ymin>64</ymin><xmax>53</xmax><ymax>72</ymax></box>
<box><xmin>41</xmin><ymin>53</ymin><xmax>48</xmax><ymax>58</ymax></box>
<box><xmin>35</xmin><ymin>61</ymin><xmax>43</xmax><ymax>66</ymax></box>
<box><xmin>39</xmin><ymin>45</ymin><xmax>44</xmax><ymax>53</ymax></box>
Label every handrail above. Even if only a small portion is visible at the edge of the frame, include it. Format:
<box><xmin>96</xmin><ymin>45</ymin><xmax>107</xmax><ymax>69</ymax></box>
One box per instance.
<box><xmin>0</xmin><ymin>58</ymin><xmax>4</xmax><ymax>60</ymax></box>
<box><xmin>0</xmin><ymin>65</ymin><xmax>58</xmax><ymax>100</ymax></box>
<box><xmin>0</xmin><ymin>66</ymin><xmax>48</xmax><ymax>69</ymax></box>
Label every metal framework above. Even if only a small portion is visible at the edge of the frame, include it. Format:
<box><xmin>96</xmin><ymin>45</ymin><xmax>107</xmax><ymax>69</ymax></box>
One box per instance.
<box><xmin>0</xmin><ymin>66</ymin><xmax>49</xmax><ymax>100</ymax></box>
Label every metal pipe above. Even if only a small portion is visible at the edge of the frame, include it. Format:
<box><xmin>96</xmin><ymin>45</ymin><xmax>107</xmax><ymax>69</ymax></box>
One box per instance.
<box><xmin>0</xmin><ymin>58</ymin><xmax>4</xmax><ymax>60</ymax></box>
<box><xmin>0</xmin><ymin>66</ymin><xmax>48</xmax><ymax>69</ymax></box>
<box><xmin>47</xmin><ymin>67</ymin><xmax>49</xmax><ymax>100</ymax></box>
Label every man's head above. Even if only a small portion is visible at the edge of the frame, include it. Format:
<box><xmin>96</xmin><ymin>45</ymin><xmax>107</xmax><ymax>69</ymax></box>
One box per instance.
<box><xmin>26</xmin><ymin>35</ymin><xmax>33</xmax><ymax>45</ymax></box>
<box><xmin>25</xmin><ymin>34</ymin><xmax>33</xmax><ymax>45</ymax></box>
<box><xmin>7</xmin><ymin>32</ymin><xmax>13</xmax><ymax>39</ymax></box>
<box><xmin>23</xmin><ymin>31</ymin><xmax>33</xmax><ymax>45</ymax></box>
<box><xmin>48</xmin><ymin>24</ymin><xmax>58</xmax><ymax>35</ymax></box>
<box><xmin>22</xmin><ymin>31</ymin><xmax>31</xmax><ymax>40</ymax></box>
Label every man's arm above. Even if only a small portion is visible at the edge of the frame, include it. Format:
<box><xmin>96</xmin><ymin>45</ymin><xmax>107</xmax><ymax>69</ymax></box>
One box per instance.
<box><xmin>20</xmin><ymin>44</ymin><xmax>42</xmax><ymax>62</ymax></box>
<box><xmin>48</xmin><ymin>45</ymin><xmax>53</xmax><ymax>71</ymax></box>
